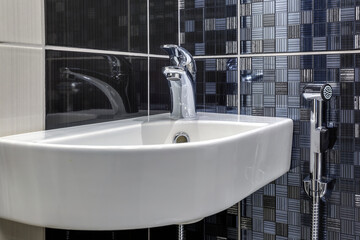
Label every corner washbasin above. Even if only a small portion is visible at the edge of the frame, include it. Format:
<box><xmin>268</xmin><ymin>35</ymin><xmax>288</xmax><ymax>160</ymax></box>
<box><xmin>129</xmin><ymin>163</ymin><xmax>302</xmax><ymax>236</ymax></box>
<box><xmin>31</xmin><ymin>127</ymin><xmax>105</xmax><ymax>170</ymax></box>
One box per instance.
<box><xmin>0</xmin><ymin>112</ymin><xmax>293</xmax><ymax>230</ymax></box>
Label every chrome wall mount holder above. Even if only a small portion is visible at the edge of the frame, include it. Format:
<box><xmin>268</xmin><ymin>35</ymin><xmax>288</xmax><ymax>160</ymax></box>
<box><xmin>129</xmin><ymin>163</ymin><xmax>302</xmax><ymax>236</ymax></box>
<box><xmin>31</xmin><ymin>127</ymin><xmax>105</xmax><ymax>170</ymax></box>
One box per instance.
<box><xmin>302</xmin><ymin>83</ymin><xmax>335</xmax><ymax>240</ymax></box>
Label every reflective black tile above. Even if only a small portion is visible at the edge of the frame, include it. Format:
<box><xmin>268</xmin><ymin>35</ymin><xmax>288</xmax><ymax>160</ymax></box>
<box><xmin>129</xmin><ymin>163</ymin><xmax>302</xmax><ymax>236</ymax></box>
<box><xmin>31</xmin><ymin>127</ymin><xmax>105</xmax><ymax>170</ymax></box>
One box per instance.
<box><xmin>150</xmin><ymin>225</ymin><xmax>178</xmax><ymax>240</ymax></box>
<box><xmin>149</xmin><ymin>57</ymin><xmax>171</xmax><ymax>114</ymax></box>
<box><xmin>46</xmin><ymin>0</ymin><xmax>147</xmax><ymax>53</ymax></box>
<box><xmin>46</xmin><ymin>229</ymin><xmax>148</xmax><ymax>240</ymax></box>
<box><xmin>149</xmin><ymin>0</ymin><xmax>178</xmax><ymax>54</ymax></box>
<box><xmin>46</xmin><ymin>50</ymin><xmax>148</xmax><ymax>129</ymax></box>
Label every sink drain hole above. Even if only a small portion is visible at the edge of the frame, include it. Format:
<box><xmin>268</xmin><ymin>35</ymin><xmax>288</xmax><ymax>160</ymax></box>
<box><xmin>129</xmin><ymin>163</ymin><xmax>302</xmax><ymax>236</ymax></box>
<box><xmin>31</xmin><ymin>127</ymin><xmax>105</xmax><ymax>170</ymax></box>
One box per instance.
<box><xmin>173</xmin><ymin>132</ymin><xmax>190</xmax><ymax>143</ymax></box>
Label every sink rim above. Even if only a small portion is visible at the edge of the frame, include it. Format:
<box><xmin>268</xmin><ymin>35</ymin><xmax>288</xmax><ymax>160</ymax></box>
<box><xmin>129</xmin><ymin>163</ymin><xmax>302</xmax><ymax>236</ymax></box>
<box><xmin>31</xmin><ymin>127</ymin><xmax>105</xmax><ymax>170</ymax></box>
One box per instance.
<box><xmin>0</xmin><ymin>113</ymin><xmax>291</xmax><ymax>150</ymax></box>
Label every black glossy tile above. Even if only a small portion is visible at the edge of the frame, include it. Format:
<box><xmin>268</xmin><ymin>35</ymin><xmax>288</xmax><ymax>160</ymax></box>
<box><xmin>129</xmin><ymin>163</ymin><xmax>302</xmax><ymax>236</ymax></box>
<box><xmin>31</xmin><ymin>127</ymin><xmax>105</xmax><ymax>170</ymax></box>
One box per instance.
<box><xmin>46</xmin><ymin>0</ymin><xmax>147</xmax><ymax>53</ymax></box>
<box><xmin>149</xmin><ymin>0</ymin><xmax>178</xmax><ymax>54</ymax></box>
<box><xmin>149</xmin><ymin>57</ymin><xmax>171</xmax><ymax>114</ymax></box>
<box><xmin>46</xmin><ymin>50</ymin><xmax>148</xmax><ymax>129</ymax></box>
<box><xmin>185</xmin><ymin>220</ymin><xmax>205</xmax><ymax>240</ymax></box>
<box><xmin>150</xmin><ymin>225</ymin><xmax>178</xmax><ymax>240</ymax></box>
<box><xmin>46</xmin><ymin>229</ymin><xmax>148</xmax><ymax>240</ymax></box>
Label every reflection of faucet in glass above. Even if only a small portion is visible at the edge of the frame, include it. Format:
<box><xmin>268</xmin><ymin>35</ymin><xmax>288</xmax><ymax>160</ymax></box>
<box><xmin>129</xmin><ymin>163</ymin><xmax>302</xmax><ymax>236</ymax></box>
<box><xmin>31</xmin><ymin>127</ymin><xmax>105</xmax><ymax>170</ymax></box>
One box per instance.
<box><xmin>60</xmin><ymin>67</ymin><xmax>126</xmax><ymax>115</ymax></box>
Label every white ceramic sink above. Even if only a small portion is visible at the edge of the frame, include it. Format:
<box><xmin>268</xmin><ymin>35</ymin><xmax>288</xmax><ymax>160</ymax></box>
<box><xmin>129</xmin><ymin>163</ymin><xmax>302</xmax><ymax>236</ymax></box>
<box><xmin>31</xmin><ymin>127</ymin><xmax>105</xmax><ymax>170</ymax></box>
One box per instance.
<box><xmin>0</xmin><ymin>112</ymin><xmax>293</xmax><ymax>230</ymax></box>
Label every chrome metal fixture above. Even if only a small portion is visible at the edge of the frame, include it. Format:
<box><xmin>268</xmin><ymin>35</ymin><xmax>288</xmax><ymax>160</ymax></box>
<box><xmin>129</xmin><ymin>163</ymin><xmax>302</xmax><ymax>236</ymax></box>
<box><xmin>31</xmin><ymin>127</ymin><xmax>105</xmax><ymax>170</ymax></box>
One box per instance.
<box><xmin>303</xmin><ymin>83</ymin><xmax>334</xmax><ymax>240</ymax></box>
<box><xmin>161</xmin><ymin>44</ymin><xmax>197</xmax><ymax>119</ymax></box>
<box><xmin>173</xmin><ymin>132</ymin><xmax>190</xmax><ymax>143</ymax></box>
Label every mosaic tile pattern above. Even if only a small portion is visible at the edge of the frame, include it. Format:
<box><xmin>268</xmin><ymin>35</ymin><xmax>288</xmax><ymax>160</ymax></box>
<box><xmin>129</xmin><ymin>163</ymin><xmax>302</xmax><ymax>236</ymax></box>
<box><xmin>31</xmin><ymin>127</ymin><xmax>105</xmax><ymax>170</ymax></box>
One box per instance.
<box><xmin>196</xmin><ymin>58</ymin><xmax>238</xmax><ymax>113</ymax></box>
<box><xmin>180</xmin><ymin>0</ymin><xmax>238</xmax><ymax>55</ymax></box>
<box><xmin>239</xmin><ymin>0</ymin><xmax>360</xmax><ymax>53</ymax></box>
<box><xmin>239</xmin><ymin>54</ymin><xmax>360</xmax><ymax>240</ymax></box>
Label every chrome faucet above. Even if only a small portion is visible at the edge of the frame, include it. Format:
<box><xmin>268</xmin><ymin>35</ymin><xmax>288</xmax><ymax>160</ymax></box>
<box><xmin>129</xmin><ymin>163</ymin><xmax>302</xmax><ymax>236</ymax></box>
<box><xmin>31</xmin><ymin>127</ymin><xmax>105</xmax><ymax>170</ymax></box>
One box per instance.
<box><xmin>161</xmin><ymin>44</ymin><xmax>197</xmax><ymax>119</ymax></box>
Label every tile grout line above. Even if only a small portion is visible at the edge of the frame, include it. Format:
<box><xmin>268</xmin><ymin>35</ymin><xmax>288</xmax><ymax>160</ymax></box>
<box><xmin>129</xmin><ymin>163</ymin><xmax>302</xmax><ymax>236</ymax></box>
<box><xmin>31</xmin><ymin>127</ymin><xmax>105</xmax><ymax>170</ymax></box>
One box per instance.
<box><xmin>237</xmin><ymin>2</ymin><xmax>242</xmax><ymax>240</ymax></box>
<box><xmin>44</xmin><ymin>45</ymin><xmax>168</xmax><ymax>59</ymax></box>
<box><xmin>147</xmin><ymin>0</ymin><xmax>151</xmax><ymax>120</ymax></box>
<box><xmin>13</xmin><ymin>46</ymin><xmax>360</xmax><ymax>60</ymax></box>
<box><xmin>237</xmin><ymin>0</ymin><xmax>241</xmax><ymax>117</ymax></box>
<box><xmin>178</xmin><ymin>0</ymin><xmax>181</xmax><ymax>46</ymax></box>
<box><xmin>41</xmin><ymin>0</ymin><xmax>46</xmax><ymax>134</ymax></box>
<box><xmin>0</xmin><ymin>42</ymin><xmax>44</xmax><ymax>48</ymax></box>
<box><xmin>192</xmin><ymin>49</ymin><xmax>360</xmax><ymax>59</ymax></box>
<box><xmin>147</xmin><ymin>0</ymin><xmax>151</xmax><ymax>236</ymax></box>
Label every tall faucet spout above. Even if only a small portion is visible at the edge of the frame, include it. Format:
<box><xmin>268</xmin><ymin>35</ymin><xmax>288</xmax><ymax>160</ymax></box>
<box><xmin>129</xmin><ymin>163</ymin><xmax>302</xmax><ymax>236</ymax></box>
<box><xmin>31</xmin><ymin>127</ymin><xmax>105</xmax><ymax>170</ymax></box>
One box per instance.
<box><xmin>162</xmin><ymin>66</ymin><xmax>196</xmax><ymax>119</ymax></box>
<box><xmin>161</xmin><ymin>45</ymin><xmax>197</xmax><ymax>120</ymax></box>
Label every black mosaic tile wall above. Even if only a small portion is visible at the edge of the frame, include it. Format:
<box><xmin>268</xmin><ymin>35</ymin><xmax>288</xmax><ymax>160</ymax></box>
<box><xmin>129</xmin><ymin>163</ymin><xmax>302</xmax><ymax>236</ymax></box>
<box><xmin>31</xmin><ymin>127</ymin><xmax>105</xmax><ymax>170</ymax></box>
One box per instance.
<box><xmin>179</xmin><ymin>0</ymin><xmax>360</xmax><ymax>239</ymax></box>
<box><xmin>195</xmin><ymin>58</ymin><xmax>238</xmax><ymax>113</ymax></box>
<box><xmin>180</xmin><ymin>0</ymin><xmax>238</xmax><ymax>55</ymax></box>
<box><xmin>238</xmin><ymin>54</ymin><xmax>360</xmax><ymax>240</ymax></box>
<box><xmin>239</xmin><ymin>0</ymin><xmax>360</xmax><ymax>54</ymax></box>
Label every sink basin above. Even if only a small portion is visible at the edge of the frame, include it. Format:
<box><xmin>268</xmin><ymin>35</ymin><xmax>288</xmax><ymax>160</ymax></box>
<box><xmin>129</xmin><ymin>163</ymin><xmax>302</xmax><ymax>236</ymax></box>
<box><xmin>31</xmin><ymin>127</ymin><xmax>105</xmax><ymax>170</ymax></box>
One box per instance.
<box><xmin>0</xmin><ymin>112</ymin><xmax>293</xmax><ymax>230</ymax></box>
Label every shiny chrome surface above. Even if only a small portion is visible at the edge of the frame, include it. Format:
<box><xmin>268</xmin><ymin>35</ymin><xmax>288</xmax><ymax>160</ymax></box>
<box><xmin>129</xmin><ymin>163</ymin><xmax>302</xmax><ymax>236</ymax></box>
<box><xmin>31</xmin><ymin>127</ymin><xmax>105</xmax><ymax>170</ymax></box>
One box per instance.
<box><xmin>173</xmin><ymin>132</ymin><xmax>190</xmax><ymax>143</ymax></box>
<box><xmin>161</xmin><ymin>45</ymin><xmax>196</xmax><ymax>119</ymax></box>
<box><xmin>302</xmin><ymin>83</ymin><xmax>333</xmax><ymax>240</ymax></box>
<box><xmin>303</xmin><ymin>83</ymin><xmax>333</xmax><ymax>102</ymax></box>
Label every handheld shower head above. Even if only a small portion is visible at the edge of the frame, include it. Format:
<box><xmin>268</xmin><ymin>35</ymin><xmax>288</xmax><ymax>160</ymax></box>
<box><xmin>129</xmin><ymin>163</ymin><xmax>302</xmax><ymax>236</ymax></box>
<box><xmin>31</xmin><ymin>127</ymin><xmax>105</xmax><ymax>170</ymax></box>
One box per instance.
<box><xmin>303</xmin><ymin>84</ymin><xmax>333</xmax><ymax>101</ymax></box>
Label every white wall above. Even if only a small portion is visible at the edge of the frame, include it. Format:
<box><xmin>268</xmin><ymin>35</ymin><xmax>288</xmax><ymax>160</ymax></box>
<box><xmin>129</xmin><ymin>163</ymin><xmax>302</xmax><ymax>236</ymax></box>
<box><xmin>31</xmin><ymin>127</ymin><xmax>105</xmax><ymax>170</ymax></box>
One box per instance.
<box><xmin>0</xmin><ymin>0</ymin><xmax>45</xmax><ymax>239</ymax></box>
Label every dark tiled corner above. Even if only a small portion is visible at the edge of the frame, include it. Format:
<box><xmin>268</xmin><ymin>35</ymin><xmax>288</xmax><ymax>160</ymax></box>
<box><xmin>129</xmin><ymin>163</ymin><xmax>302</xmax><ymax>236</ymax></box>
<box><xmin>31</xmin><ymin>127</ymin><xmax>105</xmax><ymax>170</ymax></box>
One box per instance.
<box><xmin>149</xmin><ymin>0</ymin><xmax>179</xmax><ymax>55</ymax></box>
<box><xmin>46</xmin><ymin>50</ymin><xmax>148</xmax><ymax>129</ymax></box>
<box><xmin>196</xmin><ymin>58</ymin><xmax>238</xmax><ymax>114</ymax></box>
<box><xmin>46</xmin><ymin>0</ymin><xmax>147</xmax><ymax>53</ymax></box>
<box><xmin>180</xmin><ymin>0</ymin><xmax>238</xmax><ymax>56</ymax></box>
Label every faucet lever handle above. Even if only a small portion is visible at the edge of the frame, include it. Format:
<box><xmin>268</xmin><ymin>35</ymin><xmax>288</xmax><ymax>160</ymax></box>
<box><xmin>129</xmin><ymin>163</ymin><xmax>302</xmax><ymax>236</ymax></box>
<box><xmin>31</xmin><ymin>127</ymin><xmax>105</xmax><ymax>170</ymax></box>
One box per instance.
<box><xmin>160</xmin><ymin>44</ymin><xmax>196</xmax><ymax>81</ymax></box>
<box><xmin>160</xmin><ymin>45</ymin><xmax>194</xmax><ymax>65</ymax></box>
<box><xmin>161</xmin><ymin>44</ymin><xmax>181</xmax><ymax>66</ymax></box>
